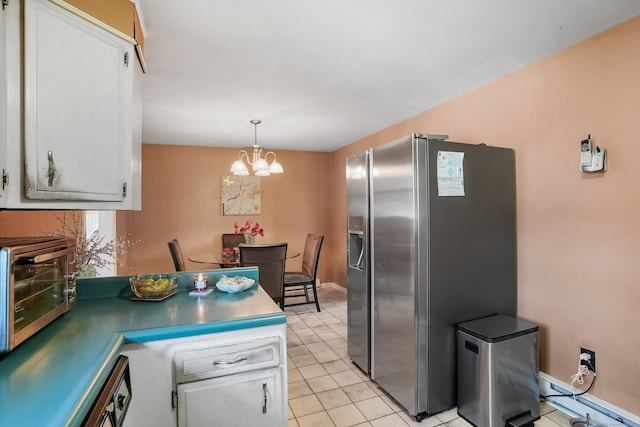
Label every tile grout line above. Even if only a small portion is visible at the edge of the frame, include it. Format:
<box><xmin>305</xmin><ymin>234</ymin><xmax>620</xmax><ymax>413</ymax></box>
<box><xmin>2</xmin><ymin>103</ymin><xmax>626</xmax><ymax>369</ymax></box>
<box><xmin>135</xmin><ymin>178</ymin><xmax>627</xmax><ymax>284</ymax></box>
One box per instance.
<box><xmin>285</xmin><ymin>288</ymin><xmax>567</xmax><ymax>427</ymax></box>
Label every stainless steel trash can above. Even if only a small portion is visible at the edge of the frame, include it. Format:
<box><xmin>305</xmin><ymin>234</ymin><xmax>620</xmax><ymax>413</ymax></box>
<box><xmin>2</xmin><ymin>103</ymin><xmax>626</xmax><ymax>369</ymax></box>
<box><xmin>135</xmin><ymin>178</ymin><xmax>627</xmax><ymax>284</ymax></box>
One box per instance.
<box><xmin>457</xmin><ymin>315</ymin><xmax>540</xmax><ymax>427</ymax></box>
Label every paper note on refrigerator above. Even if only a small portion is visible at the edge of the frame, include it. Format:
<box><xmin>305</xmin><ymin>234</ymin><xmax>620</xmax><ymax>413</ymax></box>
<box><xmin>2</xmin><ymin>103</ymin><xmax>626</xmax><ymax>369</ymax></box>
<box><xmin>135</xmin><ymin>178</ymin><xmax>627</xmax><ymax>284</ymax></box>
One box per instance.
<box><xmin>437</xmin><ymin>151</ymin><xmax>465</xmax><ymax>196</ymax></box>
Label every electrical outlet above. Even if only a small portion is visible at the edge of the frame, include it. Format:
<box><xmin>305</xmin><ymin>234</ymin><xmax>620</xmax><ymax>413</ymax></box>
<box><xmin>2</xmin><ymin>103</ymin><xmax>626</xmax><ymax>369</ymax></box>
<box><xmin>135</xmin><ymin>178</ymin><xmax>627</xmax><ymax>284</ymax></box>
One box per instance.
<box><xmin>580</xmin><ymin>347</ymin><xmax>596</xmax><ymax>372</ymax></box>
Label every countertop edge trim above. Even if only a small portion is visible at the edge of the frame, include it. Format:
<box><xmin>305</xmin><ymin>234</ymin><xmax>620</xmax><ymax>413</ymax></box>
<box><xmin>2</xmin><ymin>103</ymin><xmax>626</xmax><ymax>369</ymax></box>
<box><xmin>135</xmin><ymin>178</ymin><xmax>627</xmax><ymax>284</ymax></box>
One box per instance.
<box><xmin>65</xmin><ymin>334</ymin><xmax>125</xmax><ymax>427</ymax></box>
<box><xmin>121</xmin><ymin>313</ymin><xmax>287</xmax><ymax>343</ymax></box>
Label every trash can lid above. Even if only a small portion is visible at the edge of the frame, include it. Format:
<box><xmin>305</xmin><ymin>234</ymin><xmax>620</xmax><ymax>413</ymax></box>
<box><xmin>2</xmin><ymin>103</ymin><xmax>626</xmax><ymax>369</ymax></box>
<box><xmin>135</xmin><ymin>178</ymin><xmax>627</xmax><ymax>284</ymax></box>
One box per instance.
<box><xmin>457</xmin><ymin>314</ymin><xmax>538</xmax><ymax>343</ymax></box>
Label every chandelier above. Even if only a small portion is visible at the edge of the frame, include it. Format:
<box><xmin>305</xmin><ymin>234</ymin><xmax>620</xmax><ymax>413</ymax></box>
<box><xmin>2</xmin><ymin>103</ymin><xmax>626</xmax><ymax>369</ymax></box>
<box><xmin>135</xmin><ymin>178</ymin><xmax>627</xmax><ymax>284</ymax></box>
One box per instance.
<box><xmin>230</xmin><ymin>119</ymin><xmax>284</xmax><ymax>176</ymax></box>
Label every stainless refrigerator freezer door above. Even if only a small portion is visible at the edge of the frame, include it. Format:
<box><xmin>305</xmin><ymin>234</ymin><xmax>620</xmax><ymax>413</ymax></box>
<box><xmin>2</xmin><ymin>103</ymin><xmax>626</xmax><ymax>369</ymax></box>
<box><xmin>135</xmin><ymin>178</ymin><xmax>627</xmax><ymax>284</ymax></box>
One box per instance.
<box><xmin>346</xmin><ymin>150</ymin><xmax>370</xmax><ymax>373</ymax></box>
<box><xmin>370</xmin><ymin>135</ymin><xmax>419</xmax><ymax>415</ymax></box>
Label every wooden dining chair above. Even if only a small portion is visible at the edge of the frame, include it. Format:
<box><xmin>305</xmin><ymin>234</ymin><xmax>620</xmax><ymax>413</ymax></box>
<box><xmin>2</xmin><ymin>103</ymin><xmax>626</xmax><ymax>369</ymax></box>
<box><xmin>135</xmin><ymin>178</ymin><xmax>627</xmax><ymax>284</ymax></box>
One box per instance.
<box><xmin>222</xmin><ymin>233</ymin><xmax>246</xmax><ymax>249</ymax></box>
<box><xmin>167</xmin><ymin>239</ymin><xmax>186</xmax><ymax>271</ymax></box>
<box><xmin>283</xmin><ymin>234</ymin><xmax>324</xmax><ymax>312</ymax></box>
<box><xmin>239</xmin><ymin>243</ymin><xmax>288</xmax><ymax>309</ymax></box>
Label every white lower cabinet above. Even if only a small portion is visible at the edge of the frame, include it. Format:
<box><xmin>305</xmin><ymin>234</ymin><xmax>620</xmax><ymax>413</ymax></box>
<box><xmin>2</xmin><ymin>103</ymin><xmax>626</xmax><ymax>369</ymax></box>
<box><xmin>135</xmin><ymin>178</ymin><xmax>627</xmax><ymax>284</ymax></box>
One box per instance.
<box><xmin>120</xmin><ymin>324</ymin><xmax>287</xmax><ymax>427</ymax></box>
<box><xmin>177</xmin><ymin>368</ymin><xmax>284</xmax><ymax>427</ymax></box>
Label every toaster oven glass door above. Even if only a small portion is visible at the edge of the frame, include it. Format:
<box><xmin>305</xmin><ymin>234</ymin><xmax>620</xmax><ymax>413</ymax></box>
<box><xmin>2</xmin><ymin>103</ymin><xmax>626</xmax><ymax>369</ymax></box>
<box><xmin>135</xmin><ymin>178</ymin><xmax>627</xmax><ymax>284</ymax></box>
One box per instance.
<box><xmin>14</xmin><ymin>254</ymin><xmax>68</xmax><ymax>334</ymax></box>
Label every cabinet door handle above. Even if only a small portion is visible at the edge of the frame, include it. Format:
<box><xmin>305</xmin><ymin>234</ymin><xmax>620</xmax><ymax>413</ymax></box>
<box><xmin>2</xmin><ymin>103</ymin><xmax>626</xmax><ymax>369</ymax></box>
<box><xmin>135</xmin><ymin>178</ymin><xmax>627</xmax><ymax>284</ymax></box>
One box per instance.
<box><xmin>47</xmin><ymin>151</ymin><xmax>56</xmax><ymax>186</ymax></box>
<box><xmin>212</xmin><ymin>354</ymin><xmax>248</xmax><ymax>366</ymax></box>
<box><xmin>262</xmin><ymin>383</ymin><xmax>267</xmax><ymax>414</ymax></box>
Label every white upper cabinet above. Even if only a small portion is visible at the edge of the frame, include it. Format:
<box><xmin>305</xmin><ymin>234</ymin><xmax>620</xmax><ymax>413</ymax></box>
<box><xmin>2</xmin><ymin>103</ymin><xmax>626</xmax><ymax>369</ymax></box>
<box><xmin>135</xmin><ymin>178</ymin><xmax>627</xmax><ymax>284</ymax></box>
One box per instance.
<box><xmin>0</xmin><ymin>0</ymin><xmax>141</xmax><ymax>209</ymax></box>
<box><xmin>24</xmin><ymin>0</ymin><xmax>132</xmax><ymax>201</ymax></box>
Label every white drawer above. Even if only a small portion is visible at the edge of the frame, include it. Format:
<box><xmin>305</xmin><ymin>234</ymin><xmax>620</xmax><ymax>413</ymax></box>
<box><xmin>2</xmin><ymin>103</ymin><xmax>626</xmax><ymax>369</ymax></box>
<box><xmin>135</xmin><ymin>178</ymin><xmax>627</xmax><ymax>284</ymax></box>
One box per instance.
<box><xmin>173</xmin><ymin>336</ymin><xmax>281</xmax><ymax>384</ymax></box>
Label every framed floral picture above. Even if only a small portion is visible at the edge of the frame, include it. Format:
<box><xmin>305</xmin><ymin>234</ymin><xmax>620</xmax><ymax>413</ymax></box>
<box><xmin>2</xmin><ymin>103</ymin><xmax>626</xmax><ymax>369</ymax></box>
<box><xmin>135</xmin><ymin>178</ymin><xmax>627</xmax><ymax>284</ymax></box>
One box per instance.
<box><xmin>220</xmin><ymin>175</ymin><xmax>261</xmax><ymax>215</ymax></box>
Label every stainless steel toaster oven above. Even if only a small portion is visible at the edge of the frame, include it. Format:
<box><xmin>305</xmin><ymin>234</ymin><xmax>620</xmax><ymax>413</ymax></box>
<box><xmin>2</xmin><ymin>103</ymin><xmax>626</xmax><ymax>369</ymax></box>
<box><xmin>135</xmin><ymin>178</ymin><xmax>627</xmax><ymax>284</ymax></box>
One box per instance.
<box><xmin>0</xmin><ymin>237</ymin><xmax>77</xmax><ymax>353</ymax></box>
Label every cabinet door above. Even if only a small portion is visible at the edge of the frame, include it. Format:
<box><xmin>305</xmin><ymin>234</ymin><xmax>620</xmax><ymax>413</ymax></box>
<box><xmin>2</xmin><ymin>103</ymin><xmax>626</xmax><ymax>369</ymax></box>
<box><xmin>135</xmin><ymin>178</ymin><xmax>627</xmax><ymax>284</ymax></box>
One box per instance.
<box><xmin>177</xmin><ymin>368</ymin><xmax>286</xmax><ymax>427</ymax></box>
<box><xmin>23</xmin><ymin>0</ymin><xmax>133</xmax><ymax>201</ymax></box>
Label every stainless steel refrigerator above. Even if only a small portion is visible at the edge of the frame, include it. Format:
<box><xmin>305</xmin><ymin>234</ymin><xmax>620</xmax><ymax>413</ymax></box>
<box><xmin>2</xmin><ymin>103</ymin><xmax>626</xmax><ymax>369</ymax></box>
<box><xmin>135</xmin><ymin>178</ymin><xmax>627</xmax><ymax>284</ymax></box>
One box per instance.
<box><xmin>346</xmin><ymin>134</ymin><xmax>517</xmax><ymax>420</ymax></box>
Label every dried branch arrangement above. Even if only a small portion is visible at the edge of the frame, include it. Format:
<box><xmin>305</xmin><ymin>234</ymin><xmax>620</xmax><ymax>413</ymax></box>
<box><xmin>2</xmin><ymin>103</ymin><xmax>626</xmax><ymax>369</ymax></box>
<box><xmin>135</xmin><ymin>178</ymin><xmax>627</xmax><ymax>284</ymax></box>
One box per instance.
<box><xmin>47</xmin><ymin>212</ymin><xmax>140</xmax><ymax>273</ymax></box>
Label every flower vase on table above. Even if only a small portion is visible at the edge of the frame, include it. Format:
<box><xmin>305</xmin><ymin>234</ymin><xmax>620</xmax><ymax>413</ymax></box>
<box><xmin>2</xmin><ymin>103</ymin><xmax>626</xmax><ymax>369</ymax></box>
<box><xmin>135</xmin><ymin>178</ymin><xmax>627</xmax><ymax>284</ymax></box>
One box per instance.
<box><xmin>221</xmin><ymin>248</ymin><xmax>236</xmax><ymax>267</ymax></box>
<box><xmin>234</xmin><ymin>219</ymin><xmax>264</xmax><ymax>245</ymax></box>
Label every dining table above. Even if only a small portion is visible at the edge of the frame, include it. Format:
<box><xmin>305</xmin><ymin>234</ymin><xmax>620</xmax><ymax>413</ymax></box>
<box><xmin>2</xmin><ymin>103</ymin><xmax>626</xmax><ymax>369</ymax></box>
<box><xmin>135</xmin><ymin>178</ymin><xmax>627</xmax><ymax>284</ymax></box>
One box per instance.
<box><xmin>188</xmin><ymin>250</ymin><xmax>300</xmax><ymax>268</ymax></box>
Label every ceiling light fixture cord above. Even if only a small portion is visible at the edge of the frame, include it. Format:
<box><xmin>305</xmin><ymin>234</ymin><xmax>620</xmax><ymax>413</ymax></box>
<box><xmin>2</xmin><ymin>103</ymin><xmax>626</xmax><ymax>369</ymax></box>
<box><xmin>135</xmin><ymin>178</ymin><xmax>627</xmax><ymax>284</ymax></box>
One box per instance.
<box><xmin>251</xmin><ymin>119</ymin><xmax>260</xmax><ymax>148</ymax></box>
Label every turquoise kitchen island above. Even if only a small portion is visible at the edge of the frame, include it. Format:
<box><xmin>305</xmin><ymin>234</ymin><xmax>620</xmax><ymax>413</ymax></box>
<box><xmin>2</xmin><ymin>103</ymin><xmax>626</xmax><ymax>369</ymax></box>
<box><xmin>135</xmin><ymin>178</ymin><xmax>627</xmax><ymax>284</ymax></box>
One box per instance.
<box><xmin>0</xmin><ymin>267</ymin><xmax>286</xmax><ymax>427</ymax></box>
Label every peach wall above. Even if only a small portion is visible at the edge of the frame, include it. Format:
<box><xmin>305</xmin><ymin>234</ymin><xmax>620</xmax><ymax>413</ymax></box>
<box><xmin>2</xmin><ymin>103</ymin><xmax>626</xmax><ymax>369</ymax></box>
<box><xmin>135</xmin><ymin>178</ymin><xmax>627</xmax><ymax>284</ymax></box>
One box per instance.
<box><xmin>329</xmin><ymin>16</ymin><xmax>640</xmax><ymax>415</ymax></box>
<box><xmin>64</xmin><ymin>0</ymin><xmax>135</xmax><ymax>38</ymax></box>
<box><xmin>0</xmin><ymin>210</ymin><xmax>78</xmax><ymax>236</ymax></box>
<box><xmin>117</xmin><ymin>144</ymin><xmax>333</xmax><ymax>279</ymax></box>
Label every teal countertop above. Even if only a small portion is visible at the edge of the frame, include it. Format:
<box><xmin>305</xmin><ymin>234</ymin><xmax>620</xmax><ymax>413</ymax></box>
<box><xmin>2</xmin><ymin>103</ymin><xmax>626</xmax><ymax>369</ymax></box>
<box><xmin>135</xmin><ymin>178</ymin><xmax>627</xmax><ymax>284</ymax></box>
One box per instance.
<box><xmin>0</xmin><ymin>267</ymin><xmax>285</xmax><ymax>427</ymax></box>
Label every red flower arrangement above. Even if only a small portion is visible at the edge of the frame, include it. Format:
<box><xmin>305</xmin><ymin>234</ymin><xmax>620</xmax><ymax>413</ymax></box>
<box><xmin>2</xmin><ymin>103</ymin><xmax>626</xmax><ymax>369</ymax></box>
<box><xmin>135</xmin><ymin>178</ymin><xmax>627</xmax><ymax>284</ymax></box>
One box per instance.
<box><xmin>234</xmin><ymin>219</ymin><xmax>264</xmax><ymax>243</ymax></box>
<box><xmin>221</xmin><ymin>247</ymin><xmax>235</xmax><ymax>263</ymax></box>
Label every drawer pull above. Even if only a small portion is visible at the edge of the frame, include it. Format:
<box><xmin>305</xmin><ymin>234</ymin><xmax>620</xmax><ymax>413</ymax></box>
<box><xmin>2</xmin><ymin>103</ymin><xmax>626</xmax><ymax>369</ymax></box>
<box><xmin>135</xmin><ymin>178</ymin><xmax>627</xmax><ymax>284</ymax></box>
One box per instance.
<box><xmin>213</xmin><ymin>354</ymin><xmax>248</xmax><ymax>366</ymax></box>
<box><xmin>262</xmin><ymin>383</ymin><xmax>267</xmax><ymax>413</ymax></box>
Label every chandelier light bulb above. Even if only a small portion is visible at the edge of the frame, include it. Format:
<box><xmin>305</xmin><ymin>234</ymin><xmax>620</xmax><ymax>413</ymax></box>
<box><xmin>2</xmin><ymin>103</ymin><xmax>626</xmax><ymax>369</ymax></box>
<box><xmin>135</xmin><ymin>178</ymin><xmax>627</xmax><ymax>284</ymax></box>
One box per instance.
<box><xmin>230</xmin><ymin>159</ymin><xmax>249</xmax><ymax>175</ymax></box>
<box><xmin>269</xmin><ymin>160</ymin><xmax>284</xmax><ymax>174</ymax></box>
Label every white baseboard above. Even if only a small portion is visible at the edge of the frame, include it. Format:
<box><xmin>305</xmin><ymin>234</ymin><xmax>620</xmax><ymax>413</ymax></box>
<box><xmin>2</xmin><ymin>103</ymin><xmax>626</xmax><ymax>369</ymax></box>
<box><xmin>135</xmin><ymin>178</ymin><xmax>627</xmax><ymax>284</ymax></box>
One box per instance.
<box><xmin>317</xmin><ymin>281</ymin><xmax>346</xmax><ymax>293</ymax></box>
<box><xmin>539</xmin><ymin>372</ymin><xmax>639</xmax><ymax>427</ymax></box>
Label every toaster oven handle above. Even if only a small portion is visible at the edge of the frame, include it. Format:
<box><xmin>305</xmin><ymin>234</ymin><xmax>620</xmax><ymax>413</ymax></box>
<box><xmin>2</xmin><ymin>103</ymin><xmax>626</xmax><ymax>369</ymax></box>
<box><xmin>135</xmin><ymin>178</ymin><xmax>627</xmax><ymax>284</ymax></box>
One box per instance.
<box><xmin>22</xmin><ymin>247</ymin><xmax>76</xmax><ymax>264</ymax></box>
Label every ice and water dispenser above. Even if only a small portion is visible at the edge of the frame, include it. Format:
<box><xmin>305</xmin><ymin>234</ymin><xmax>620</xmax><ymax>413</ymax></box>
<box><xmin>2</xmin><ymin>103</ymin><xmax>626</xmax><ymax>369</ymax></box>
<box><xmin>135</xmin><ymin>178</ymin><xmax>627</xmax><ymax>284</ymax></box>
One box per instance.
<box><xmin>348</xmin><ymin>216</ymin><xmax>365</xmax><ymax>270</ymax></box>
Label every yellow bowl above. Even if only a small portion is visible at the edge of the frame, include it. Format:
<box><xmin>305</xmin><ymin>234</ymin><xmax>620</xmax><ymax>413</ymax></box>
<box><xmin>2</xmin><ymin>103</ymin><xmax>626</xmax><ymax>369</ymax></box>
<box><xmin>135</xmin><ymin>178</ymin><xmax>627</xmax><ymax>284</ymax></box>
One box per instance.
<box><xmin>129</xmin><ymin>273</ymin><xmax>178</xmax><ymax>298</ymax></box>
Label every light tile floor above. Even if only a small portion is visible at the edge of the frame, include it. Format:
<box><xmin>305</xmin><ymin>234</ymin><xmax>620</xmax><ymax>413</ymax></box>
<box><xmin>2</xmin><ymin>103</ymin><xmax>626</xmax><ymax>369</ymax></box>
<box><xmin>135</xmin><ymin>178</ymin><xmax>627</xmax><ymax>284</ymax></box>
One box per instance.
<box><xmin>285</xmin><ymin>284</ymin><xmax>573</xmax><ymax>427</ymax></box>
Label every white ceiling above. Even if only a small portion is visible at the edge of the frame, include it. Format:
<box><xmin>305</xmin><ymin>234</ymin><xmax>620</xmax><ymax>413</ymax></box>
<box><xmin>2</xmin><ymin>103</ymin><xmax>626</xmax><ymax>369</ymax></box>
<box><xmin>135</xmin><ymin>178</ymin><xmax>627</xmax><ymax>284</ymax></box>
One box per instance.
<box><xmin>135</xmin><ymin>0</ymin><xmax>640</xmax><ymax>152</ymax></box>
